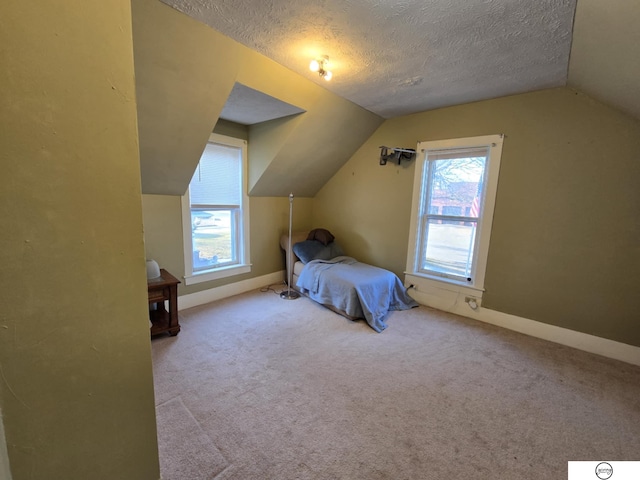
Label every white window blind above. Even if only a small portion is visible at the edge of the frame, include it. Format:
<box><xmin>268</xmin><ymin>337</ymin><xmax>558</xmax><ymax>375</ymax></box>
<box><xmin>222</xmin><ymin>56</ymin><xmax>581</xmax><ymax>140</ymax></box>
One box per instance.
<box><xmin>181</xmin><ymin>133</ymin><xmax>251</xmax><ymax>285</ymax></box>
<box><xmin>189</xmin><ymin>142</ymin><xmax>241</xmax><ymax>206</ymax></box>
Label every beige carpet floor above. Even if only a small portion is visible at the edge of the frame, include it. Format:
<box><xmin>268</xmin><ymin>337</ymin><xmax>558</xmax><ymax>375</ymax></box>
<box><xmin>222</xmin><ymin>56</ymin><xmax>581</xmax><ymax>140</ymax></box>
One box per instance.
<box><xmin>152</xmin><ymin>288</ymin><xmax>640</xmax><ymax>480</ymax></box>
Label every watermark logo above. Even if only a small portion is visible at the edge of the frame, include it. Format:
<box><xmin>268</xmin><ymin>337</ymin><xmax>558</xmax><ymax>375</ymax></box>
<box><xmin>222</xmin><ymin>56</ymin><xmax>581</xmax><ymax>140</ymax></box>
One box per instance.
<box><xmin>570</xmin><ymin>461</ymin><xmax>640</xmax><ymax>479</ymax></box>
<box><xmin>595</xmin><ymin>462</ymin><xmax>613</xmax><ymax>479</ymax></box>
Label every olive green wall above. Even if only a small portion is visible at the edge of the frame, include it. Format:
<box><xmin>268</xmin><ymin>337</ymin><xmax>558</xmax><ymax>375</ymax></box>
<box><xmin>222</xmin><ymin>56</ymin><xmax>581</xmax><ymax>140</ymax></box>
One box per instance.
<box><xmin>142</xmin><ymin>195</ymin><xmax>314</xmax><ymax>296</ymax></box>
<box><xmin>132</xmin><ymin>0</ymin><xmax>382</xmax><ymax>198</ymax></box>
<box><xmin>0</xmin><ymin>2</ymin><xmax>160</xmax><ymax>479</ymax></box>
<box><xmin>313</xmin><ymin>87</ymin><xmax>640</xmax><ymax>347</ymax></box>
<box><xmin>0</xmin><ymin>408</ymin><xmax>10</xmax><ymax>480</ymax></box>
<box><xmin>141</xmin><ymin>122</ymin><xmax>314</xmax><ymax>296</ymax></box>
<box><xmin>214</xmin><ymin>119</ymin><xmax>250</xmax><ymax>141</ymax></box>
<box><xmin>132</xmin><ymin>0</ymin><xmax>240</xmax><ymax>195</ymax></box>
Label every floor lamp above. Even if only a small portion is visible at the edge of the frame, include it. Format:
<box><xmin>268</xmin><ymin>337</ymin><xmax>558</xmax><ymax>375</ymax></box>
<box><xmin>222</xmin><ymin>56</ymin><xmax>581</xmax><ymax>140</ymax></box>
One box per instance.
<box><xmin>281</xmin><ymin>193</ymin><xmax>300</xmax><ymax>300</ymax></box>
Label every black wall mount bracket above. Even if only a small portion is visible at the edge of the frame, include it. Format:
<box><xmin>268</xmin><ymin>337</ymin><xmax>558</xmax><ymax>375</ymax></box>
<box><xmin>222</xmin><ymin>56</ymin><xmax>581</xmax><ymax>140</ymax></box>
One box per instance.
<box><xmin>379</xmin><ymin>146</ymin><xmax>416</xmax><ymax>165</ymax></box>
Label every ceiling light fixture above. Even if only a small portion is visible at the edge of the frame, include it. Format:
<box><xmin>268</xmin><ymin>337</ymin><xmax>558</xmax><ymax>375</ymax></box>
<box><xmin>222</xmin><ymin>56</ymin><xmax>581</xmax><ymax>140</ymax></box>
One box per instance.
<box><xmin>310</xmin><ymin>55</ymin><xmax>332</xmax><ymax>81</ymax></box>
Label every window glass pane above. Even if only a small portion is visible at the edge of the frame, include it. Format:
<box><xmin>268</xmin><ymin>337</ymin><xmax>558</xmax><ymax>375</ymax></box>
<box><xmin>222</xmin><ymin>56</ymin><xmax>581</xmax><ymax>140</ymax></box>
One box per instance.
<box><xmin>421</xmin><ymin>219</ymin><xmax>477</xmax><ymax>279</ymax></box>
<box><xmin>191</xmin><ymin>209</ymin><xmax>236</xmax><ymax>271</ymax></box>
<box><xmin>428</xmin><ymin>155</ymin><xmax>486</xmax><ymax>218</ymax></box>
<box><xmin>409</xmin><ymin>135</ymin><xmax>502</xmax><ymax>290</ymax></box>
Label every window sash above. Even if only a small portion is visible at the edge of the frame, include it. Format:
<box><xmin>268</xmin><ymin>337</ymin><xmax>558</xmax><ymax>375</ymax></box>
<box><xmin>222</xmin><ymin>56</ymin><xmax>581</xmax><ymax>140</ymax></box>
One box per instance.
<box><xmin>181</xmin><ymin>133</ymin><xmax>251</xmax><ymax>285</ymax></box>
<box><xmin>189</xmin><ymin>142</ymin><xmax>242</xmax><ymax>205</ymax></box>
<box><xmin>406</xmin><ymin>134</ymin><xmax>503</xmax><ymax>293</ymax></box>
<box><xmin>190</xmin><ymin>207</ymin><xmax>240</xmax><ymax>272</ymax></box>
<box><xmin>417</xmin><ymin>216</ymin><xmax>479</xmax><ymax>282</ymax></box>
<box><xmin>416</xmin><ymin>150</ymin><xmax>488</xmax><ymax>282</ymax></box>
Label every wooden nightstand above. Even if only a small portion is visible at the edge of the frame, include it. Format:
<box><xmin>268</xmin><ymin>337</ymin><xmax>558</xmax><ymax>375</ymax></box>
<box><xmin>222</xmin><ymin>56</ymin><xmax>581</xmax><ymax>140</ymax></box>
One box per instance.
<box><xmin>148</xmin><ymin>269</ymin><xmax>181</xmax><ymax>337</ymax></box>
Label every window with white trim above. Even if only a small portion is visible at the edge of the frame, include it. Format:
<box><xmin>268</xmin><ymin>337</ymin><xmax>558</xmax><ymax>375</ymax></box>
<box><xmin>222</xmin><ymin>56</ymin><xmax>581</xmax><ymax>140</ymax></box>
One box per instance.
<box><xmin>406</xmin><ymin>134</ymin><xmax>503</xmax><ymax>293</ymax></box>
<box><xmin>181</xmin><ymin>133</ymin><xmax>250</xmax><ymax>285</ymax></box>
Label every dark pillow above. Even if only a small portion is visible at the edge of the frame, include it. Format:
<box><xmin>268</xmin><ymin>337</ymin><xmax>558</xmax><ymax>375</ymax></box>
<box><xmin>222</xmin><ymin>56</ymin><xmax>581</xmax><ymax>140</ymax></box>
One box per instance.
<box><xmin>307</xmin><ymin>228</ymin><xmax>335</xmax><ymax>246</ymax></box>
<box><xmin>326</xmin><ymin>241</ymin><xmax>345</xmax><ymax>259</ymax></box>
<box><xmin>293</xmin><ymin>240</ymin><xmax>345</xmax><ymax>264</ymax></box>
<box><xmin>293</xmin><ymin>241</ymin><xmax>324</xmax><ymax>264</ymax></box>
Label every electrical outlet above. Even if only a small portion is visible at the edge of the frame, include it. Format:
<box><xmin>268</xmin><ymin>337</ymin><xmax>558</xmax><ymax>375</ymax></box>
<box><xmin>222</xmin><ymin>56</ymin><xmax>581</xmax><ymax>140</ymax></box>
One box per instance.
<box><xmin>465</xmin><ymin>296</ymin><xmax>479</xmax><ymax>310</ymax></box>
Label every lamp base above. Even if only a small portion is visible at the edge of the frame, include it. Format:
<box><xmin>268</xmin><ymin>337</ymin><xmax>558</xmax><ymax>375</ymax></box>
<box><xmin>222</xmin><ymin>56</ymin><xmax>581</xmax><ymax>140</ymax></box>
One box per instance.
<box><xmin>280</xmin><ymin>290</ymin><xmax>300</xmax><ymax>300</ymax></box>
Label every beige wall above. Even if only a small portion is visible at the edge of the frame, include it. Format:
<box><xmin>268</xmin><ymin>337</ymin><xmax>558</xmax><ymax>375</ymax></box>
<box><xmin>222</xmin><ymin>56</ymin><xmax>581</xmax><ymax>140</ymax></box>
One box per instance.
<box><xmin>0</xmin><ymin>2</ymin><xmax>160</xmax><ymax>479</ymax></box>
<box><xmin>313</xmin><ymin>87</ymin><xmax>640</xmax><ymax>347</ymax></box>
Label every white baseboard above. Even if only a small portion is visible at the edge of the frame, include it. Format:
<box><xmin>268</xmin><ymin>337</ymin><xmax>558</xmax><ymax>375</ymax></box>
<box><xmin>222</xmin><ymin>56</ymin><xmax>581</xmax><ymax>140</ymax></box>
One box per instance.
<box><xmin>175</xmin><ymin>271</ymin><xmax>640</xmax><ymax>366</ymax></box>
<box><xmin>408</xmin><ymin>289</ymin><xmax>640</xmax><ymax>367</ymax></box>
<box><xmin>178</xmin><ymin>271</ymin><xmax>285</xmax><ymax>311</ymax></box>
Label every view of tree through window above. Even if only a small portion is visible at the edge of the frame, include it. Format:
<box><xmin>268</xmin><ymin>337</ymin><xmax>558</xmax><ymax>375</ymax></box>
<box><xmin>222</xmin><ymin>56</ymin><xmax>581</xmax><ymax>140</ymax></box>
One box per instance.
<box><xmin>419</xmin><ymin>150</ymin><xmax>488</xmax><ymax>281</ymax></box>
<box><xmin>407</xmin><ymin>135</ymin><xmax>503</xmax><ymax>291</ymax></box>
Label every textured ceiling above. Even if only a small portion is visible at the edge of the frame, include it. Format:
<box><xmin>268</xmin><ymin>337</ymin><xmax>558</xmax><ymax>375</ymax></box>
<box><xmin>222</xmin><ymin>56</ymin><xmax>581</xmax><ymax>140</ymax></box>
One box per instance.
<box><xmin>161</xmin><ymin>0</ymin><xmax>577</xmax><ymax>119</ymax></box>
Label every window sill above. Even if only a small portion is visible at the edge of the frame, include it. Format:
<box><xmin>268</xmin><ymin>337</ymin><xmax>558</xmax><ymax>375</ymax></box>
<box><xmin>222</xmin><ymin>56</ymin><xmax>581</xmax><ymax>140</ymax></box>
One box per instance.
<box><xmin>184</xmin><ymin>264</ymin><xmax>251</xmax><ymax>286</ymax></box>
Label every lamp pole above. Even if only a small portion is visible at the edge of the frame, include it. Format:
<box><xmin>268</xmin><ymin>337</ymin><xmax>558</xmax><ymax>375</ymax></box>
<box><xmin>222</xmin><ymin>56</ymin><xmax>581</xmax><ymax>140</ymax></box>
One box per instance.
<box><xmin>281</xmin><ymin>193</ymin><xmax>300</xmax><ymax>300</ymax></box>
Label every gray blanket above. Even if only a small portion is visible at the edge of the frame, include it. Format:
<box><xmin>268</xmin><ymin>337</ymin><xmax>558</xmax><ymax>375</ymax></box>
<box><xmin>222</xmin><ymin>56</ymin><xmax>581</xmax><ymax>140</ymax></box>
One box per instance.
<box><xmin>296</xmin><ymin>256</ymin><xmax>418</xmax><ymax>332</ymax></box>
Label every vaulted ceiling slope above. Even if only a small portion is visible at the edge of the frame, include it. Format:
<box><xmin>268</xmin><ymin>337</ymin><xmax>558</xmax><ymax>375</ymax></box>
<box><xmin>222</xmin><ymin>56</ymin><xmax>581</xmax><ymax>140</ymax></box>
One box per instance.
<box><xmin>133</xmin><ymin>0</ymin><xmax>640</xmax><ymax>197</ymax></box>
<box><xmin>567</xmin><ymin>0</ymin><xmax>640</xmax><ymax>121</ymax></box>
<box><xmin>160</xmin><ymin>0</ymin><xmax>640</xmax><ymax>122</ymax></box>
<box><xmin>162</xmin><ymin>0</ymin><xmax>578</xmax><ymax>119</ymax></box>
<box><xmin>131</xmin><ymin>0</ymin><xmax>382</xmax><ymax>197</ymax></box>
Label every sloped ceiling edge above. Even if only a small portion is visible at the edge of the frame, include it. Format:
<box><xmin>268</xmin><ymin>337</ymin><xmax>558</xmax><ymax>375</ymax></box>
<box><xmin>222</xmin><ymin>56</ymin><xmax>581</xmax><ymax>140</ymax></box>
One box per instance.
<box><xmin>133</xmin><ymin>0</ymin><xmax>385</xmax><ymax>198</ymax></box>
<box><xmin>249</xmin><ymin>97</ymin><xmax>383</xmax><ymax>197</ymax></box>
<box><xmin>567</xmin><ymin>0</ymin><xmax>640</xmax><ymax>121</ymax></box>
<box><xmin>132</xmin><ymin>0</ymin><xmax>241</xmax><ymax>195</ymax></box>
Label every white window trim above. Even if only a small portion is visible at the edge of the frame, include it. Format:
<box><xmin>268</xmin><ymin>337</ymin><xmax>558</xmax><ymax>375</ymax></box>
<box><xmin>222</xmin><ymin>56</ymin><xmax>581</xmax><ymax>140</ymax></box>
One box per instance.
<box><xmin>181</xmin><ymin>133</ymin><xmax>251</xmax><ymax>286</ymax></box>
<box><xmin>405</xmin><ymin>134</ymin><xmax>503</xmax><ymax>299</ymax></box>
